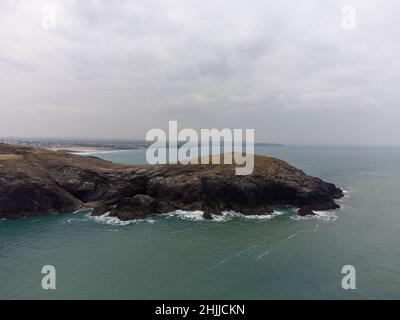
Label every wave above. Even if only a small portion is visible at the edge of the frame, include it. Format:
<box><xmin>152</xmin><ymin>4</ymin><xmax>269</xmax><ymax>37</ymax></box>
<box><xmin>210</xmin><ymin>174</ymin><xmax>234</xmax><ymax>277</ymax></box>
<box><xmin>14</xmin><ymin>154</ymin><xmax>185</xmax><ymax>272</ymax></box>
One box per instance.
<box><xmin>290</xmin><ymin>209</ymin><xmax>338</xmax><ymax>222</ymax></box>
<box><xmin>80</xmin><ymin>209</ymin><xmax>286</xmax><ymax>226</ymax></box>
<box><xmin>90</xmin><ymin>212</ymin><xmax>155</xmax><ymax>226</ymax></box>
<box><xmin>341</xmin><ymin>186</ymin><xmax>357</xmax><ymax>199</ymax></box>
<box><xmin>211</xmin><ymin>245</ymin><xmax>260</xmax><ymax>268</ymax></box>
<box><xmin>64</xmin><ymin>204</ymin><xmax>340</xmax><ymax>226</ymax></box>
<box><xmin>62</xmin><ymin>211</ymin><xmax>154</xmax><ymax>226</ymax></box>
<box><xmin>163</xmin><ymin>209</ymin><xmax>285</xmax><ymax>222</ymax></box>
<box><xmin>163</xmin><ymin>210</ymin><xmax>205</xmax><ymax>221</ymax></box>
<box><xmin>255</xmin><ymin>250</ymin><xmax>270</xmax><ymax>260</ymax></box>
<box><xmin>64</xmin><ymin>217</ymin><xmax>89</xmax><ymax>223</ymax></box>
<box><xmin>333</xmin><ymin>186</ymin><xmax>353</xmax><ymax>211</ymax></box>
<box><xmin>221</xmin><ymin>210</ymin><xmax>285</xmax><ymax>221</ymax></box>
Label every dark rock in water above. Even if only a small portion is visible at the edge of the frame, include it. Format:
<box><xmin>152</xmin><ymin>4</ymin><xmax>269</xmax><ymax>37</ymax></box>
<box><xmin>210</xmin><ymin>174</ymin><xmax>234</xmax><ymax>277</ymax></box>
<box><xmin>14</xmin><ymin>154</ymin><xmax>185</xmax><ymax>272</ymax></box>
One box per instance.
<box><xmin>0</xmin><ymin>143</ymin><xmax>343</xmax><ymax>220</ymax></box>
<box><xmin>202</xmin><ymin>211</ymin><xmax>214</xmax><ymax>220</ymax></box>
<box><xmin>107</xmin><ymin>194</ymin><xmax>174</xmax><ymax>221</ymax></box>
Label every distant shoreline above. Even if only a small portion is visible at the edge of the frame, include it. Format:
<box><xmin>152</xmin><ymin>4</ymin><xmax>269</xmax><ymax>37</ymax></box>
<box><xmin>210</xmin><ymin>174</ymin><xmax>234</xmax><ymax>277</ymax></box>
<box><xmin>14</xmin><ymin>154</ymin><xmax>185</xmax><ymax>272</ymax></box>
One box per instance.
<box><xmin>46</xmin><ymin>146</ymin><xmax>115</xmax><ymax>153</ymax></box>
<box><xmin>47</xmin><ymin>143</ymin><xmax>284</xmax><ymax>155</ymax></box>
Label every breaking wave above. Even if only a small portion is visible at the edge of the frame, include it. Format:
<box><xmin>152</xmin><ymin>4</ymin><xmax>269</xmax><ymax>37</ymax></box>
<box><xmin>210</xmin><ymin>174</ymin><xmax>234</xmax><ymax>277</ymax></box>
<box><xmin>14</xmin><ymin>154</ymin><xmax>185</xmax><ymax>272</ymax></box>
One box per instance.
<box><xmin>290</xmin><ymin>210</ymin><xmax>338</xmax><ymax>222</ymax></box>
<box><xmin>90</xmin><ymin>212</ymin><xmax>155</xmax><ymax>226</ymax></box>
<box><xmin>63</xmin><ymin>202</ymin><xmax>344</xmax><ymax>226</ymax></box>
<box><xmin>74</xmin><ymin>209</ymin><xmax>287</xmax><ymax>226</ymax></box>
<box><xmin>163</xmin><ymin>209</ymin><xmax>285</xmax><ymax>222</ymax></box>
<box><xmin>163</xmin><ymin>210</ymin><xmax>205</xmax><ymax>221</ymax></box>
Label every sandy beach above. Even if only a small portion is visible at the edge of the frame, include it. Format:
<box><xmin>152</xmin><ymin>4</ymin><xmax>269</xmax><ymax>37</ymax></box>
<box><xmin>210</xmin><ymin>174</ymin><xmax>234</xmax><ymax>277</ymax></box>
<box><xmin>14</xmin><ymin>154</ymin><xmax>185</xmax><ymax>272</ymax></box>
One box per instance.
<box><xmin>46</xmin><ymin>146</ymin><xmax>114</xmax><ymax>153</ymax></box>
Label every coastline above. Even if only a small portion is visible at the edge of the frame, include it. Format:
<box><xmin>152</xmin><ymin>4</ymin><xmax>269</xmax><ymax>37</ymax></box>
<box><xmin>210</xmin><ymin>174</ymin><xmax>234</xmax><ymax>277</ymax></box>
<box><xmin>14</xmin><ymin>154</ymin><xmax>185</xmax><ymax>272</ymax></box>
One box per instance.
<box><xmin>45</xmin><ymin>146</ymin><xmax>115</xmax><ymax>153</ymax></box>
<box><xmin>0</xmin><ymin>143</ymin><xmax>343</xmax><ymax>220</ymax></box>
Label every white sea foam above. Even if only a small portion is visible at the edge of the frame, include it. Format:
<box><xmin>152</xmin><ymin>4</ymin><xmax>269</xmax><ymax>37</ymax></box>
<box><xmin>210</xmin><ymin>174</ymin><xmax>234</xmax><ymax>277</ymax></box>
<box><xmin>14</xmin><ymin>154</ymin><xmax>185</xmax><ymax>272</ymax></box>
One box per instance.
<box><xmin>76</xmin><ymin>205</ymin><xmax>335</xmax><ymax>226</ymax></box>
<box><xmin>161</xmin><ymin>209</ymin><xmax>284</xmax><ymax>222</ymax></box>
<box><xmin>163</xmin><ymin>210</ymin><xmax>205</xmax><ymax>221</ymax></box>
<box><xmin>91</xmin><ymin>212</ymin><xmax>143</xmax><ymax>226</ymax></box>
<box><xmin>64</xmin><ymin>217</ymin><xmax>89</xmax><ymax>224</ymax></box>
<box><xmin>213</xmin><ymin>245</ymin><xmax>260</xmax><ymax>267</ymax></box>
<box><xmin>214</xmin><ymin>211</ymin><xmax>272</xmax><ymax>222</ymax></box>
<box><xmin>214</xmin><ymin>210</ymin><xmax>284</xmax><ymax>222</ymax></box>
<box><xmin>63</xmin><ymin>209</ymin><xmax>93</xmax><ymax>223</ymax></box>
<box><xmin>65</xmin><ymin>207</ymin><xmax>287</xmax><ymax>226</ymax></box>
<box><xmin>255</xmin><ymin>250</ymin><xmax>270</xmax><ymax>260</ymax></box>
<box><xmin>85</xmin><ymin>208</ymin><xmax>287</xmax><ymax>225</ymax></box>
<box><xmin>73</xmin><ymin>208</ymin><xmax>92</xmax><ymax>214</ymax></box>
<box><xmin>341</xmin><ymin>186</ymin><xmax>357</xmax><ymax>199</ymax></box>
<box><xmin>290</xmin><ymin>210</ymin><xmax>338</xmax><ymax>222</ymax></box>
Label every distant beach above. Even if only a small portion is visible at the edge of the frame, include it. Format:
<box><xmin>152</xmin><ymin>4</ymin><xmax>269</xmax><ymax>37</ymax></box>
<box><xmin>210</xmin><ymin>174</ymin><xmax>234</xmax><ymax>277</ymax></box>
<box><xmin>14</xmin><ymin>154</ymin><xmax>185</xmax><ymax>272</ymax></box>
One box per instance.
<box><xmin>46</xmin><ymin>146</ymin><xmax>114</xmax><ymax>153</ymax></box>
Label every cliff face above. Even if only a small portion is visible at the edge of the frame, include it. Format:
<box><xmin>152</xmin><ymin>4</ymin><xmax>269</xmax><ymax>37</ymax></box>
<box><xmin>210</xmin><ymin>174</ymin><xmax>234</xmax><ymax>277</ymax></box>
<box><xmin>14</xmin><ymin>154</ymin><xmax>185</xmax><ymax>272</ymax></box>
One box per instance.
<box><xmin>0</xmin><ymin>143</ymin><xmax>343</xmax><ymax>220</ymax></box>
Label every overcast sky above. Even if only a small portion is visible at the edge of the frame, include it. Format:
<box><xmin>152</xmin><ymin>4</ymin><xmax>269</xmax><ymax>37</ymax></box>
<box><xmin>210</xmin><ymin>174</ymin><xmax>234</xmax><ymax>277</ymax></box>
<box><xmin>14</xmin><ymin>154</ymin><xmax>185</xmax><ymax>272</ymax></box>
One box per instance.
<box><xmin>0</xmin><ymin>0</ymin><xmax>399</xmax><ymax>145</ymax></box>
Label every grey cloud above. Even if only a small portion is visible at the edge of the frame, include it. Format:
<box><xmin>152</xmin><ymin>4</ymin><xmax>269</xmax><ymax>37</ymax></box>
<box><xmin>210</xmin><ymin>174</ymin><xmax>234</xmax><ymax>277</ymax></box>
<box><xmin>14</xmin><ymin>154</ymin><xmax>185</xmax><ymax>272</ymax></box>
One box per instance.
<box><xmin>0</xmin><ymin>0</ymin><xmax>399</xmax><ymax>145</ymax></box>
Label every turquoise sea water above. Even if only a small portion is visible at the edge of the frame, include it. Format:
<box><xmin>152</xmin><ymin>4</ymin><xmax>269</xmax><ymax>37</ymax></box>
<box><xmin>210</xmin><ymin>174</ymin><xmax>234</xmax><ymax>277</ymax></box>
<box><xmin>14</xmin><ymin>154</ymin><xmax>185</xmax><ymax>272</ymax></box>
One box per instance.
<box><xmin>1</xmin><ymin>146</ymin><xmax>400</xmax><ymax>299</ymax></box>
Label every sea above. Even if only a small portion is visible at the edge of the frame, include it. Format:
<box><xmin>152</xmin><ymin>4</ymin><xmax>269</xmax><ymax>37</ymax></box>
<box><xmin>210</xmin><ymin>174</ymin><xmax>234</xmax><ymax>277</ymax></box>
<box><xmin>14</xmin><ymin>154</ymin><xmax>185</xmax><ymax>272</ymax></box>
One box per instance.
<box><xmin>1</xmin><ymin>146</ymin><xmax>400</xmax><ymax>299</ymax></box>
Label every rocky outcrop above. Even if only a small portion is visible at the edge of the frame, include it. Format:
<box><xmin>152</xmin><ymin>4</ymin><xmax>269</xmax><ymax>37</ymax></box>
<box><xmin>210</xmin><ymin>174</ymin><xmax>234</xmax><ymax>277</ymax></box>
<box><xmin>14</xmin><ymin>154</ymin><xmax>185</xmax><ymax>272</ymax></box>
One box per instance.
<box><xmin>0</xmin><ymin>143</ymin><xmax>343</xmax><ymax>220</ymax></box>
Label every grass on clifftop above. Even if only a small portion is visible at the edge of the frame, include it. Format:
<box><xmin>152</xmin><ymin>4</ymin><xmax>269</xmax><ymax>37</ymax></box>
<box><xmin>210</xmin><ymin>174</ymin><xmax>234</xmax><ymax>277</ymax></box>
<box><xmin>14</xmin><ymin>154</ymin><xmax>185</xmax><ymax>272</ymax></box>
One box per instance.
<box><xmin>0</xmin><ymin>154</ymin><xmax>23</xmax><ymax>161</ymax></box>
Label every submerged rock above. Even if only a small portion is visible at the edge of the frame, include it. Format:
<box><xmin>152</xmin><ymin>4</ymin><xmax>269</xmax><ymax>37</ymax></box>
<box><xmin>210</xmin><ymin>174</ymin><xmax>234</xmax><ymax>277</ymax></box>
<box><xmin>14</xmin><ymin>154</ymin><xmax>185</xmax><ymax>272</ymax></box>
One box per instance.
<box><xmin>0</xmin><ymin>143</ymin><xmax>343</xmax><ymax>220</ymax></box>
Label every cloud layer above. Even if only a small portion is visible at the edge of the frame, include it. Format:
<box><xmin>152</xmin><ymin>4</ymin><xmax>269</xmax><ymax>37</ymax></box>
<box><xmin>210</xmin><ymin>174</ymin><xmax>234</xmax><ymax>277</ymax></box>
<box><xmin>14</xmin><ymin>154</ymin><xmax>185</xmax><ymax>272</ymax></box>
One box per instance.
<box><xmin>0</xmin><ymin>0</ymin><xmax>399</xmax><ymax>145</ymax></box>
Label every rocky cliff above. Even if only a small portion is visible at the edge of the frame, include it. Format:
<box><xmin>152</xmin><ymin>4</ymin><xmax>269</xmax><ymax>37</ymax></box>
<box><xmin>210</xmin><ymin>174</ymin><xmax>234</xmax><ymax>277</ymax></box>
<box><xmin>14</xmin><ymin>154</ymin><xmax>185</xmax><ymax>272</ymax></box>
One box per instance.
<box><xmin>0</xmin><ymin>143</ymin><xmax>343</xmax><ymax>220</ymax></box>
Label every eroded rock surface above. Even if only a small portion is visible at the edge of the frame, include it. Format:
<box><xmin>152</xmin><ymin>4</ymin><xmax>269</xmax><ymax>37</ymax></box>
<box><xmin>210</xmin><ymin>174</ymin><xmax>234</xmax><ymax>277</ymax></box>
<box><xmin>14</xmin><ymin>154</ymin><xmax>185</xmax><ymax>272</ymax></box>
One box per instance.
<box><xmin>0</xmin><ymin>143</ymin><xmax>343</xmax><ymax>220</ymax></box>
